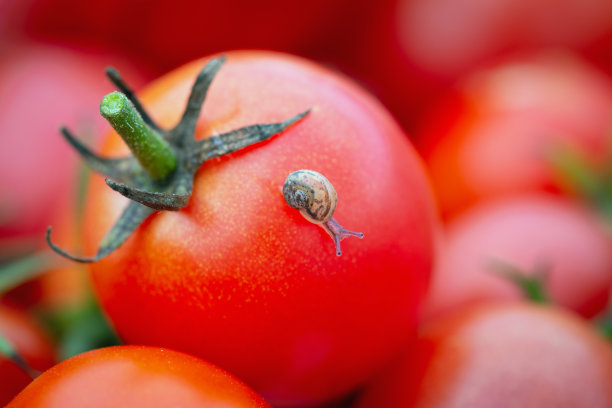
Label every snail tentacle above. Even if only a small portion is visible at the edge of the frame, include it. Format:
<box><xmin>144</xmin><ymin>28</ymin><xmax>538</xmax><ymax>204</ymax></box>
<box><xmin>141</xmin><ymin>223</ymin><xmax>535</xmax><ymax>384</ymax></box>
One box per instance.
<box><xmin>322</xmin><ymin>218</ymin><xmax>365</xmax><ymax>256</ymax></box>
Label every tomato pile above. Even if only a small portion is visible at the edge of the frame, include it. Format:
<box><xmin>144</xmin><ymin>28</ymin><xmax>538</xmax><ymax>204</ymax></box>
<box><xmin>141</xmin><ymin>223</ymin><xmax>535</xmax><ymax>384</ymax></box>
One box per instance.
<box><xmin>1</xmin><ymin>1</ymin><xmax>612</xmax><ymax>407</ymax></box>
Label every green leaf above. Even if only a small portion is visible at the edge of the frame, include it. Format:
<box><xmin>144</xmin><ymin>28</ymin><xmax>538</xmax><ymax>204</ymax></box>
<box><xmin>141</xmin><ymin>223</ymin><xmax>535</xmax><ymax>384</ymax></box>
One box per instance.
<box><xmin>0</xmin><ymin>252</ymin><xmax>57</xmax><ymax>294</ymax></box>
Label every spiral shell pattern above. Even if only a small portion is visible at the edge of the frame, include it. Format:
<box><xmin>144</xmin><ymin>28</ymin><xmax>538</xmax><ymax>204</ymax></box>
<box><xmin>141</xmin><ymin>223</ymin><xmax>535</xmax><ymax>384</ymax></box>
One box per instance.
<box><xmin>282</xmin><ymin>170</ymin><xmax>338</xmax><ymax>224</ymax></box>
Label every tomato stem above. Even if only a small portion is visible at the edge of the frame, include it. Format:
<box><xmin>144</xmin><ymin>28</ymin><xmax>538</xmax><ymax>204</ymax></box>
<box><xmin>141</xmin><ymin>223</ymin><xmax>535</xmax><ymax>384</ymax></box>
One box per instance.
<box><xmin>47</xmin><ymin>56</ymin><xmax>310</xmax><ymax>263</ymax></box>
<box><xmin>100</xmin><ymin>92</ymin><xmax>177</xmax><ymax>181</ymax></box>
<box><xmin>550</xmin><ymin>145</ymin><xmax>612</xmax><ymax>220</ymax></box>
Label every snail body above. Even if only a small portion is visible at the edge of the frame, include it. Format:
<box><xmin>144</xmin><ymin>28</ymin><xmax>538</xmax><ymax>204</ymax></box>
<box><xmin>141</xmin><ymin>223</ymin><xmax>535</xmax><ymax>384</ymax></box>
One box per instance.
<box><xmin>283</xmin><ymin>170</ymin><xmax>363</xmax><ymax>256</ymax></box>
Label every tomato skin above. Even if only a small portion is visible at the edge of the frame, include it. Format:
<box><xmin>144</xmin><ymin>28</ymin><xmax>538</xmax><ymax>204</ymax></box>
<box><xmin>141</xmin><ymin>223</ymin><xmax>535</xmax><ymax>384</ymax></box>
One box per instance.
<box><xmin>0</xmin><ymin>304</ymin><xmax>56</xmax><ymax>406</ymax></box>
<box><xmin>84</xmin><ymin>51</ymin><xmax>438</xmax><ymax>406</ymax></box>
<box><xmin>7</xmin><ymin>345</ymin><xmax>270</xmax><ymax>407</ymax></box>
<box><xmin>0</xmin><ymin>41</ymin><xmax>148</xmax><ymax>247</ymax></box>
<box><xmin>356</xmin><ymin>303</ymin><xmax>612</xmax><ymax>408</ymax></box>
<box><xmin>423</xmin><ymin>194</ymin><xmax>612</xmax><ymax>322</ymax></box>
<box><xmin>419</xmin><ymin>51</ymin><xmax>612</xmax><ymax>219</ymax></box>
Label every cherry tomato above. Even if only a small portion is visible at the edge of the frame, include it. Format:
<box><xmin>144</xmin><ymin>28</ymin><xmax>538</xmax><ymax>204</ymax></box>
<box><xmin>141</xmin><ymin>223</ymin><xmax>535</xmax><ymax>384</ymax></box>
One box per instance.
<box><xmin>7</xmin><ymin>345</ymin><xmax>270</xmax><ymax>407</ymax></box>
<box><xmin>6</xmin><ymin>0</ymin><xmax>378</xmax><ymax>75</ymax></box>
<box><xmin>423</xmin><ymin>194</ymin><xmax>612</xmax><ymax>322</ymax></box>
<box><xmin>345</xmin><ymin>0</ymin><xmax>612</xmax><ymax>133</ymax></box>
<box><xmin>0</xmin><ymin>304</ymin><xmax>56</xmax><ymax>406</ymax></box>
<box><xmin>419</xmin><ymin>51</ymin><xmax>612</xmax><ymax>218</ymax></box>
<box><xmin>395</xmin><ymin>0</ymin><xmax>612</xmax><ymax>80</ymax></box>
<box><xmin>0</xmin><ymin>40</ymin><xmax>148</xmax><ymax>248</ymax></box>
<box><xmin>356</xmin><ymin>303</ymin><xmax>612</xmax><ymax>408</ymax></box>
<box><xmin>82</xmin><ymin>51</ymin><xmax>438</xmax><ymax>406</ymax></box>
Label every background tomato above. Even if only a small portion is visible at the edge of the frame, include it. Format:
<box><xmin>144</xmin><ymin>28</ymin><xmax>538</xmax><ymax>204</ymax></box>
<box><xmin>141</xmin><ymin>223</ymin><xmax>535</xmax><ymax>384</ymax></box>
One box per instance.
<box><xmin>0</xmin><ymin>40</ymin><xmax>149</xmax><ymax>249</ymax></box>
<box><xmin>418</xmin><ymin>51</ymin><xmax>612</xmax><ymax>219</ymax></box>
<box><xmin>8</xmin><ymin>345</ymin><xmax>270</xmax><ymax>407</ymax></box>
<box><xmin>81</xmin><ymin>51</ymin><xmax>439</xmax><ymax>406</ymax></box>
<box><xmin>0</xmin><ymin>304</ymin><xmax>56</xmax><ymax>406</ymax></box>
<box><xmin>2</xmin><ymin>0</ymin><xmax>386</xmax><ymax>77</ymax></box>
<box><xmin>394</xmin><ymin>0</ymin><xmax>612</xmax><ymax>80</ymax></box>
<box><xmin>423</xmin><ymin>194</ymin><xmax>612</xmax><ymax>322</ymax></box>
<box><xmin>341</xmin><ymin>0</ymin><xmax>612</xmax><ymax>132</ymax></box>
<box><xmin>356</xmin><ymin>303</ymin><xmax>612</xmax><ymax>408</ymax></box>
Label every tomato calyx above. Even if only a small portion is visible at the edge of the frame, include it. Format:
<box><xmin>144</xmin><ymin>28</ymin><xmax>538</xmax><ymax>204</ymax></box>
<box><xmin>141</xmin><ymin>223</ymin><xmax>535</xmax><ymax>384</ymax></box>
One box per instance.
<box><xmin>489</xmin><ymin>259</ymin><xmax>550</xmax><ymax>304</ymax></box>
<box><xmin>46</xmin><ymin>55</ymin><xmax>310</xmax><ymax>263</ymax></box>
<box><xmin>550</xmin><ymin>144</ymin><xmax>612</xmax><ymax>222</ymax></box>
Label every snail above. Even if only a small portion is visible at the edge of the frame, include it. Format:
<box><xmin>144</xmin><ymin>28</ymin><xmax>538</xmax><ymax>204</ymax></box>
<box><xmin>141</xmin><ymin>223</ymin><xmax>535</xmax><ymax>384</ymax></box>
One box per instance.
<box><xmin>283</xmin><ymin>170</ymin><xmax>364</xmax><ymax>256</ymax></box>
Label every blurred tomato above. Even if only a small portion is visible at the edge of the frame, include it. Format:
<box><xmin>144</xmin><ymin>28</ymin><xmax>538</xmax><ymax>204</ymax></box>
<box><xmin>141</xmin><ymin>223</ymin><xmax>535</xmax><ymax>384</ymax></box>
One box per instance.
<box><xmin>0</xmin><ymin>304</ymin><xmax>56</xmax><ymax>406</ymax></box>
<box><xmin>356</xmin><ymin>303</ymin><xmax>612</xmax><ymax>408</ymax></box>
<box><xmin>8</xmin><ymin>345</ymin><xmax>270</xmax><ymax>407</ymax></box>
<box><xmin>423</xmin><ymin>194</ymin><xmax>612</xmax><ymax>322</ymax></box>
<box><xmin>350</xmin><ymin>0</ymin><xmax>612</xmax><ymax>131</ymax></box>
<box><xmin>3</xmin><ymin>192</ymin><xmax>91</xmax><ymax>310</ymax></box>
<box><xmin>0</xmin><ymin>41</ymin><xmax>148</xmax><ymax>248</ymax></box>
<box><xmin>342</xmin><ymin>0</ymin><xmax>612</xmax><ymax>133</ymax></box>
<box><xmin>396</xmin><ymin>0</ymin><xmax>612</xmax><ymax>79</ymax></box>
<box><xmin>419</xmin><ymin>51</ymin><xmax>612</xmax><ymax>218</ymax></box>
<box><xmin>4</xmin><ymin>0</ymin><xmax>381</xmax><ymax>74</ymax></box>
<box><xmin>84</xmin><ymin>51</ymin><xmax>438</xmax><ymax>406</ymax></box>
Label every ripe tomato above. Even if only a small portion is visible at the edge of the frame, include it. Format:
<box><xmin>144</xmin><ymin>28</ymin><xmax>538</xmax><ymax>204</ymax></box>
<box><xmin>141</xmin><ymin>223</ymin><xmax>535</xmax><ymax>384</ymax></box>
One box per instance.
<box><xmin>356</xmin><ymin>303</ymin><xmax>612</xmax><ymax>408</ymax></box>
<box><xmin>6</xmin><ymin>0</ymin><xmax>377</xmax><ymax>75</ymax></box>
<box><xmin>0</xmin><ymin>40</ymin><xmax>148</xmax><ymax>248</ymax></box>
<box><xmin>7</xmin><ymin>345</ymin><xmax>270</xmax><ymax>407</ymax></box>
<box><xmin>419</xmin><ymin>51</ymin><xmax>612</xmax><ymax>218</ymax></box>
<box><xmin>395</xmin><ymin>0</ymin><xmax>612</xmax><ymax>80</ymax></box>
<box><xmin>341</xmin><ymin>0</ymin><xmax>612</xmax><ymax>133</ymax></box>
<box><xmin>82</xmin><ymin>51</ymin><xmax>438</xmax><ymax>406</ymax></box>
<box><xmin>423</xmin><ymin>194</ymin><xmax>612</xmax><ymax>322</ymax></box>
<box><xmin>0</xmin><ymin>304</ymin><xmax>56</xmax><ymax>406</ymax></box>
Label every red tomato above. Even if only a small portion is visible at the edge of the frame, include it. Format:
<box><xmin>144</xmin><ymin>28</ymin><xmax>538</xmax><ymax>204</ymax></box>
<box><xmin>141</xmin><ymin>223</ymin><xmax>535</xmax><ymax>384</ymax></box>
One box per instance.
<box><xmin>0</xmin><ymin>40</ymin><xmax>148</xmax><ymax>248</ymax></box>
<box><xmin>82</xmin><ymin>51</ymin><xmax>438</xmax><ymax>406</ymax></box>
<box><xmin>419</xmin><ymin>51</ymin><xmax>612</xmax><ymax>218</ymax></box>
<box><xmin>0</xmin><ymin>304</ymin><xmax>56</xmax><ymax>406</ymax></box>
<box><xmin>423</xmin><ymin>194</ymin><xmax>612</xmax><ymax>322</ymax></box>
<box><xmin>341</xmin><ymin>0</ymin><xmax>612</xmax><ymax>133</ymax></box>
<box><xmin>356</xmin><ymin>303</ymin><xmax>612</xmax><ymax>408</ymax></box>
<box><xmin>6</xmin><ymin>0</ymin><xmax>376</xmax><ymax>74</ymax></box>
<box><xmin>7</xmin><ymin>345</ymin><xmax>270</xmax><ymax>407</ymax></box>
<box><xmin>395</xmin><ymin>0</ymin><xmax>612</xmax><ymax>79</ymax></box>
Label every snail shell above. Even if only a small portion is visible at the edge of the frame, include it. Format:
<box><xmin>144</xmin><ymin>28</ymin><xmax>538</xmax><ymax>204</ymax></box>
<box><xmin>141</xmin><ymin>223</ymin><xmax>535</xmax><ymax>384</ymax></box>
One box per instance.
<box><xmin>282</xmin><ymin>170</ymin><xmax>337</xmax><ymax>224</ymax></box>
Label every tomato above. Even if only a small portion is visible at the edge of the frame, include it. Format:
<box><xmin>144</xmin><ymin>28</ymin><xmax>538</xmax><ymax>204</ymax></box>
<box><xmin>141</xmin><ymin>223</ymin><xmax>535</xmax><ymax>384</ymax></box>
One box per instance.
<box><xmin>419</xmin><ymin>51</ymin><xmax>612</xmax><ymax>219</ymax></box>
<box><xmin>7</xmin><ymin>345</ymin><xmax>270</xmax><ymax>407</ymax></box>
<box><xmin>423</xmin><ymin>194</ymin><xmax>612</xmax><ymax>322</ymax></box>
<box><xmin>395</xmin><ymin>0</ymin><xmax>612</xmax><ymax>80</ymax></box>
<box><xmin>5</xmin><ymin>0</ymin><xmax>380</xmax><ymax>75</ymax></box>
<box><xmin>0</xmin><ymin>40</ymin><xmax>148</xmax><ymax>248</ymax></box>
<box><xmin>356</xmin><ymin>303</ymin><xmax>612</xmax><ymax>408</ymax></box>
<box><xmin>345</xmin><ymin>0</ymin><xmax>612</xmax><ymax>132</ymax></box>
<box><xmin>0</xmin><ymin>304</ymin><xmax>56</xmax><ymax>406</ymax></box>
<box><xmin>80</xmin><ymin>51</ymin><xmax>438</xmax><ymax>406</ymax></box>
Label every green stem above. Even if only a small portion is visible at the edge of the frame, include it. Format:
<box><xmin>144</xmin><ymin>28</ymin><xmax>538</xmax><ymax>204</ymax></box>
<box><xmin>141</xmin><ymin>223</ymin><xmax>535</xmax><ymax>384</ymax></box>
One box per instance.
<box><xmin>100</xmin><ymin>92</ymin><xmax>177</xmax><ymax>181</ymax></box>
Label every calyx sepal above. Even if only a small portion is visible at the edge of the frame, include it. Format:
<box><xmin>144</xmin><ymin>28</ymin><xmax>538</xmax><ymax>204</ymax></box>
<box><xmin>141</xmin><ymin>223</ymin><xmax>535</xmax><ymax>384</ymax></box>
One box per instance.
<box><xmin>47</xmin><ymin>56</ymin><xmax>310</xmax><ymax>262</ymax></box>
